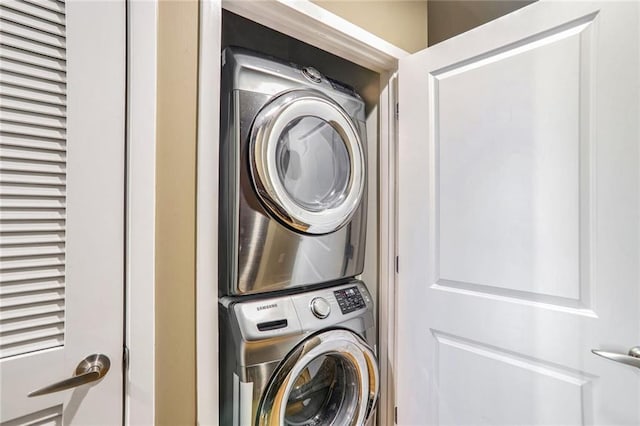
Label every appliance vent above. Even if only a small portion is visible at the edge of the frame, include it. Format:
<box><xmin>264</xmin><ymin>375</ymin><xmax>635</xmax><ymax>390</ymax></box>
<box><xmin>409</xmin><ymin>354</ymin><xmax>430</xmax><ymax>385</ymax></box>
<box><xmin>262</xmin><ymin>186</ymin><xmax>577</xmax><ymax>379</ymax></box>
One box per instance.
<box><xmin>0</xmin><ymin>0</ymin><xmax>67</xmax><ymax>359</ymax></box>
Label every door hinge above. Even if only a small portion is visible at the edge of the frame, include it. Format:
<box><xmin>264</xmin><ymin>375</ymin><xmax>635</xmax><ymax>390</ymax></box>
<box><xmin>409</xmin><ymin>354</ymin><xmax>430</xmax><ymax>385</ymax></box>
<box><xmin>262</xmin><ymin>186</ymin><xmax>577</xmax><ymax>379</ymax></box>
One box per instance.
<box><xmin>394</xmin><ymin>406</ymin><xmax>398</xmax><ymax>423</ymax></box>
<box><xmin>123</xmin><ymin>345</ymin><xmax>130</xmax><ymax>371</ymax></box>
<box><xmin>395</xmin><ymin>255</ymin><xmax>399</xmax><ymax>273</ymax></box>
<box><xmin>395</xmin><ymin>103</ymin><xmax>399</xmax><ymax>120</ymax></box>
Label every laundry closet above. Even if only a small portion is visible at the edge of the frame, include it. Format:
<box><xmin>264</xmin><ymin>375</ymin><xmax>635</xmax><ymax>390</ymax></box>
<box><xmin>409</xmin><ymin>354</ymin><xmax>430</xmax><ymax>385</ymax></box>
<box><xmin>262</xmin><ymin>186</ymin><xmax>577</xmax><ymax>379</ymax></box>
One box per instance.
<box><xmin>196</xmin><ymin>2</ymin><xmax>640</xmax><ymax>426</ymax></box>
<box><xmin>215</xmin><ymin>9</ymin><xmax>391</xmax><ymax>426</ymax></box>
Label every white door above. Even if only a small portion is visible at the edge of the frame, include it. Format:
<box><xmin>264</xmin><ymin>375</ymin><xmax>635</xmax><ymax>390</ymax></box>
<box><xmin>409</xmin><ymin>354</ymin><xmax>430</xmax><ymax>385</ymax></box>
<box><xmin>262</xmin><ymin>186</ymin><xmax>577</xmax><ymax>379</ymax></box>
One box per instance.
<box><xmin>1</xmin><ymin>0</ymin><xmax>125</xmax><ymax>424</ymax></box>
<box><xmin>397</xmin><ymin>1</ymin><xmax>639</xmax><ymax>425</ymax></box>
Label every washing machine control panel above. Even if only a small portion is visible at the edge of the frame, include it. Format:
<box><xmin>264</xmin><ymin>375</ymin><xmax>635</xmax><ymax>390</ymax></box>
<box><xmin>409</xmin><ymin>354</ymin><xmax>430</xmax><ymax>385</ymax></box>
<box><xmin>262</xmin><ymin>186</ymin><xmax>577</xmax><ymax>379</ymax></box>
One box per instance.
<box><xmin>333</xmin><ymin>286</ymin><xmax>366</xmax><ymax>314</ymax></box>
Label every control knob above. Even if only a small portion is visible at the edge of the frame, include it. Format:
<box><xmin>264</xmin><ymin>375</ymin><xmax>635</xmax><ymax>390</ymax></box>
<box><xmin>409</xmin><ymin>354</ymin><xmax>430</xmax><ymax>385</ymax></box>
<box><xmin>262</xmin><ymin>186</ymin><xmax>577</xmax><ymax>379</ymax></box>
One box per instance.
<box><xmin>302</xmin><ymin>66</ymin><xmax>323</xmax><ymax>83</ymax></box>
<box><xmin>310</xmin><ymin>297</ymin><xmax>331</xmax><ymax>319</ymax></box>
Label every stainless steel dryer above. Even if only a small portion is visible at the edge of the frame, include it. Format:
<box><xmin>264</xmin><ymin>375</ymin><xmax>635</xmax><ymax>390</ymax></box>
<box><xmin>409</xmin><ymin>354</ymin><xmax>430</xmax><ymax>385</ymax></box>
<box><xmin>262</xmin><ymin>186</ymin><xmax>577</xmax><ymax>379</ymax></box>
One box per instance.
<box><xmin>219</xmin><ymin>47</ymin><xmax>368</xmax><ymax>296</ymax></box>
<box><xmin>219</xmin><ymin>280</ymin><xmax>378</xmax><ymax>426</ymax></box>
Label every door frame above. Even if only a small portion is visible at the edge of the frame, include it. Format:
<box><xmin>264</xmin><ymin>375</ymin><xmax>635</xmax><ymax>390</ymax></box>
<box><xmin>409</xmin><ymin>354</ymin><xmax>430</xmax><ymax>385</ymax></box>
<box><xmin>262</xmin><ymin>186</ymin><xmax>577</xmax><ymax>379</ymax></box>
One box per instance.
<box><xmin>196</xmin><ymin>1</ymin><xmax>406</xmax><ymax>424</ymax></box>
<box><xmin>126</xmin><ymin>0</ymin><xmax>157</xmax><ymax>424</ymax></box>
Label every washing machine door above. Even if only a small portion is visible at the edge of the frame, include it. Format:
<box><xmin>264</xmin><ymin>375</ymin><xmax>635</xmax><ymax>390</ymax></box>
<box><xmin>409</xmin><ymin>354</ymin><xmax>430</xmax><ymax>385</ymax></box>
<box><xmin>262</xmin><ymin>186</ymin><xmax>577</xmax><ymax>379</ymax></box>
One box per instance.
<box><xmin>256</xmin><ymin>329</ymin><xmax>378</xmax><ymax>426</ymax></box>
<box><xmin>250</xmin><ymin>90</ymin><xmax>366</xmax><ymax>234</ymax></box>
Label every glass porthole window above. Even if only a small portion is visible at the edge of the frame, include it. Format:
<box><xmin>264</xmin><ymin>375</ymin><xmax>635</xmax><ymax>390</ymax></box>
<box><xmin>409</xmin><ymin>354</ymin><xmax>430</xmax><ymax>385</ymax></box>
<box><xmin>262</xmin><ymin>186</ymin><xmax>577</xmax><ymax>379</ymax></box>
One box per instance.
<box><xmin>283</xmin><ymin>354</ymin><xmax>359</xmax><ymax>425</ymax></box>
<box><xmin>256</xmin><ymin>330</ymin><xmax>379</xmax><ymax>426</ymax></box>
<box><xmin>251</xmin><ymin>90</ymin><xmax>365</xmax><ymax>234</ymax></box>
<box><xmin>276</xmin><ymin>116</ymin><xmax>351</xmax><ymax>212</ymax></box>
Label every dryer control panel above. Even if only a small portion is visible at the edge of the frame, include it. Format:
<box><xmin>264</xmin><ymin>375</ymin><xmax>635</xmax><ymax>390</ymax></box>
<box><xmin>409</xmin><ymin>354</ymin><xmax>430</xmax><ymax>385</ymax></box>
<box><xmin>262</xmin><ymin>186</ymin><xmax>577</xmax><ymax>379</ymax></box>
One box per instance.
<box><xmin>333</xmin><ymin>286</ymin><xmax>366</xmax><ymax>314</ymax></box>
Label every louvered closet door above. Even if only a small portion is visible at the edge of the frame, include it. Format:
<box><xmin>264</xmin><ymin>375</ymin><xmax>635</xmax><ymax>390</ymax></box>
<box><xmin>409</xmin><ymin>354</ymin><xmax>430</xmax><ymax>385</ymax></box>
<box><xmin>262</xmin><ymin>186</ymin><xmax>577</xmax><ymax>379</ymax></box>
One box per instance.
<box><xmin>0</xmin><ymin>0</ymin><xmax>125</xmax><ymax>424</ymax></box>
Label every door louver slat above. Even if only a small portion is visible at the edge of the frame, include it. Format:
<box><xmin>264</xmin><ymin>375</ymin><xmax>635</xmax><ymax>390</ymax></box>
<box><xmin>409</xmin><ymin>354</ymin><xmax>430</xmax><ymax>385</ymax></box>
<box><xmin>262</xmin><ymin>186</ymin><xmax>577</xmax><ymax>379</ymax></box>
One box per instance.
<box><xmin>0</xmin><ymin>253</ymin><xmax>64</xmax><ymax>271</ymax></box>
<box><xmin>0</xmin><ymin>117</ymin><xmax>66</xmax><ymax>137</ymax></box>
<box><xmin>0</xmin><ymin>279</ymin><xmax>64</xmax><ymax>298</ymax></box>
<box><xmin>0</xmin><ymin>18</ymin><xmax>65</xmax><ymax>48</ymax></box>
<box><xmin>1</xmin><ymin>194</ymin><xmax>64</xmax><ymax>210</ymax></box>
<box><xmin>1</xmin><ymin>242</ymin><xmax>63</xmax><ymax>257</ymax></box>
<box><xmin>1</xmin><ymin>186</ymin><xmax>66</xmax><ymax>198</ymax></box>
<box><xmin>1</xmin><ymin>170</ymin><xmax>64</xmax><ymax>183</ymax></box>
<box><xmin>0</xmin><ymin>209</ymin><xmax>65</xmax><ymax>221</ymax></box>
<box><xmin>0</xmin><ymin>309</ymin><xmax>63</xmax><ymax>331</ymax></box>
<box><xmin>1</xmin><ymin>231</ymin><xmax>65</xmax><ymax>246</ymax></box>
<box><xmin>0</xmin><ymin>0</ymin><xmax>66</xmax><ymax>360</ymax></box>
<box><xmin>0</xmin><ymin>135</ymin><xmax>66</xmax><ymax>152</ymax></box>
<box><xmin>0</xmin><ymin>0</ymin><xmax>64</xmax><ymax>26</ymax></box>
<box><xmin>0</xmin><ymin>143</ymin><xmax>66</xmax><ymax>160</ymax></box>
<box><xmin>0</xmin><ymin>221</ymin><xmax>63</xmax><ymax>232</ymax></box>
<box><xmin>1</xmin><ymin>31</ymin><xmax>65</xmax><ymax>60</ymax></box>
<box><xmin>0</xmin><ymin>145</ymin><xmax>65</xmax><ymax>162</ymax></box>
<box><xmin>0</xmin><ymin>266</ymin><xmax>65</xmax><ymax>285</ymax></box>
<box><xmin>0</xmin><ymin>299</ymin><xmax>63</xmax><ymax>320</ymax></box>
<box><xmin>0</xmin><ymin>330</ymin><xmax>63</xmax><ymax>358</ymax></box>
<box><xmin>1</xmin><ymin>59</ymin><xmax>66</xmax><ymax>85</ymax></box>
<box><xmin>1</xmin><ymin>320</ymin><xmax>64</xmax><ymax>345</ymax></box>
<box><xmin>0</xmin><ymin>83</ymin><xmax>65</xmax><ymax>106</ymax></box>
<box><xmin>22</xmin><ymin>0</ymin><xmax>65</xmax><ymax>15</ymax></box>
<box><xmin>0</xmin><ymin>45</ymin><xmax>66</xmax><ymax>71</ymax></box>
<box><xmin>0</xmin><ymin>72</ymin><xmax>65</xmax><ymax>97</ymax></box>
<box><xmin>0</xmin><ymin>121</ymin><xmax>65</xmax><ymax>139</ymax></box>
<box><xmin>1</xmin><ymin>157</ymin><xmax>66</xmax><ymax>173</ymax></box>
<box><xmin>0</xmin><ymin>6</ymin><xmax>65</xmax><ymax>38</ymax></box>
<box><xmin>0</xmin><ymin>95</ymin><xmax>66</xmax><ymax>117</ymax></box>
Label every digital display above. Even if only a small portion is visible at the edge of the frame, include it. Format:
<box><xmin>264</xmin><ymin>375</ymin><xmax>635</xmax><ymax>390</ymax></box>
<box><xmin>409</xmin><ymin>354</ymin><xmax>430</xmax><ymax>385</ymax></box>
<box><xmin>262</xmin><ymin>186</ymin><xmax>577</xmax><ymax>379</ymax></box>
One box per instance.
<box><xmin>333</xmin><ymin>286</ymin><xmax>365</xmax><ymax>314</ymax></box>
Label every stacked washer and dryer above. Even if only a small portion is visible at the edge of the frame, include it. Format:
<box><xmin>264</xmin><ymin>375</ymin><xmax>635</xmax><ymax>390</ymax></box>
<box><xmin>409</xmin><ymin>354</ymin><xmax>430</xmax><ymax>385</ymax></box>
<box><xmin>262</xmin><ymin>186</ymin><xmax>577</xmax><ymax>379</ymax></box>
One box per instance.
<box><xmin>218</xmin><ymin>48</ymin><xmax>379</xmax><ymax>426</ymax></box>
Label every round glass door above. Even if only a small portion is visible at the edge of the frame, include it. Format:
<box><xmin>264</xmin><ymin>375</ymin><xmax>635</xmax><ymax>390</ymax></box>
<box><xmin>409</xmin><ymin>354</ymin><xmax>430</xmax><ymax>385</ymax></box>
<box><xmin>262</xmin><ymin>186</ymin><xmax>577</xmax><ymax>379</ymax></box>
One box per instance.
<box><xmin>276</xmin><ymin>116</ymin><xmax>350</xmax><ymax>213</ymax></box>
<box><xmin>256</xmin><ymin>329</ymin><xmax>379</xmax><ymax>426</ymax></box>
<box><xmin>250</xmin><ymin>90</ymin><xmax>365</xmax><ymax>234</ymax></box>
<box><xmin>284</xmin><ymin>354</ymin><xmax>359</xmax><ymax>425</ymax></box>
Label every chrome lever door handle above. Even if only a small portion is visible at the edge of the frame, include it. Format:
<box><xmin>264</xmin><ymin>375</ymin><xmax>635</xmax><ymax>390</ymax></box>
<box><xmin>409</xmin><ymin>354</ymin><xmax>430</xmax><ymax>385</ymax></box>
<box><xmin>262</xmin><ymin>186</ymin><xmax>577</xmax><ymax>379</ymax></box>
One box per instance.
<box><xmin>28</xmin><ymin>354</ymin><xmax>110</xmax><ymax>397</ymax></box>
<box><xmin>591</xmin><ymin>346</ymin><xmax>640</xmax><ymax>369</ymax></box>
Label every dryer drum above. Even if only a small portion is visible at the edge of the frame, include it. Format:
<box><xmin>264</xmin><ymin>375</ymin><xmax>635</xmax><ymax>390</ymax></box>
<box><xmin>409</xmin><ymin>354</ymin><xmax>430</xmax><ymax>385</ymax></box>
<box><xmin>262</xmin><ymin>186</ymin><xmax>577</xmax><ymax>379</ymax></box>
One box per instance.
<box><xmin>256</xmin><ymin>329</ymin><xmax>378</xmax><ymax>426</ymax></box>
<box><xmin>250</xmin><ymin>89</ymin><xmax>366</xmax><ymax>235</ymax></box>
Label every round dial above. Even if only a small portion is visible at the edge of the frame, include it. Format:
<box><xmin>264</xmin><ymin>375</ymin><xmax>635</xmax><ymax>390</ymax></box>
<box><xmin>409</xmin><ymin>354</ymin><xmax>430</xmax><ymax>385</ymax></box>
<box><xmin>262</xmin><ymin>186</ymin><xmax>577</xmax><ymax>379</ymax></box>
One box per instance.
<box><xmin>310</xmin><ymin>297</ymin><xmax>331</xmax><ymax>319</ymax></box>
<box><xmin>302</xmin><ymin>66</ymin><xmax>322</xmax><ymax>83</ymax></box>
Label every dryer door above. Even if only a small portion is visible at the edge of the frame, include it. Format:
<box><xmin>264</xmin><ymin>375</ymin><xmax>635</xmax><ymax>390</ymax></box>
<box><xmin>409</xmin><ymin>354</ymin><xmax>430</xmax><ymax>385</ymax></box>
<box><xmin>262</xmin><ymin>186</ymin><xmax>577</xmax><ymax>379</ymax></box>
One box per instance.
<box><xmin>250</xmin><ymin>90</ymin><xmax>365</xmax><ymax>234</ymax></box>
<box><xmin>256</xmin><ymin>329</ymin><xmax>378</xmax><ymax>426</ymax></box>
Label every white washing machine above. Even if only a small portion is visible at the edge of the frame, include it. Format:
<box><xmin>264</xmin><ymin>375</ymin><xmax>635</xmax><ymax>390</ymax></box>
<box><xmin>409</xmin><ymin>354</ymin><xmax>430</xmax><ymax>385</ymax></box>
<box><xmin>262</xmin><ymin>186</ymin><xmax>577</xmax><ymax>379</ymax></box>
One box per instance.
<box><xmin>219</xmin><ymin>280</ymin><xmax>379</xmax><ymax>425</ymax></box>
<box><xmin>219</xmin><ymin>47</ymin><xmax>368</xmax><ymax>296</ymax></box>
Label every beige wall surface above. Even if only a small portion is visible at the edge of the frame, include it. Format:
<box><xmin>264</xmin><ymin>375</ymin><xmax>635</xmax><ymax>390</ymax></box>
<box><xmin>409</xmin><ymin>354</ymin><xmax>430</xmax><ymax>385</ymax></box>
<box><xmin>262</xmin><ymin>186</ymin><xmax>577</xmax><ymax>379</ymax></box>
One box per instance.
<box><xmin>312</xmin><ymin>0</ymin><xmax>429</xmax><ymax>53</ymax></box>
<box><xmin>155</xmin><ymin>0</ymin><xmax>199</xmax><ymax>424</ymax></box>
<box><xmin>428</xmin><ymin>0</ymin><xmax>535</xmax><ymax>45</ymax></box>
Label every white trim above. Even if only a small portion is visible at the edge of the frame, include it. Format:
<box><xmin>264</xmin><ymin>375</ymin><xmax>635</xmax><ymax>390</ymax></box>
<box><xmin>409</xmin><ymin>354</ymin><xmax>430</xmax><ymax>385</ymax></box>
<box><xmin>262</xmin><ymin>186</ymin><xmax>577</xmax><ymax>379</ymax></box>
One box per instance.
<box><xmin>196</xmin><ymin>2</ymin><xmax>406</xmax><ymax>424</ymax></box>
<box><xmin>222</xmin><ymin>0</ymin><xmax>408</xmax><ymax>73</ymax></box>
<box><xmin>125</xmin><ymin>1</ymin><xmax>157</xmax><ymax>424</ymax></box>
<box><xmin>377</xmin><ymin>71</ymin><xmax>399</xmax><ymax>426</ymax></box>
<box><xmin>196</xmin><ymin>1</ymin><xmax>222</xmax><ymax>425</ymax></box>
<box><xmin>239</xmin><ymin>381</ymin><xmax>254</xmax><ymax>426</ymax></box>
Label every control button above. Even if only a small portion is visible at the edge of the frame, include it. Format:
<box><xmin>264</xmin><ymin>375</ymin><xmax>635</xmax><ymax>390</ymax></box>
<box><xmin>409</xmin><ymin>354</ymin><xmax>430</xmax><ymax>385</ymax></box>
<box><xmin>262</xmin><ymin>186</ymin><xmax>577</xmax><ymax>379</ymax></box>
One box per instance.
<box><xmin>310</xmin><ymin>297</ymin><xmax>331</xmax><ymax>319</ymax></box>
<box><xmin>302</xmin><ymin>66</ymin><xmax>323</xmax><ymax>83</ymax></box>
<box><xmin>333</xmin><ymin>286</ymin><xmax>366</xmax><ymax>314</ymax></box>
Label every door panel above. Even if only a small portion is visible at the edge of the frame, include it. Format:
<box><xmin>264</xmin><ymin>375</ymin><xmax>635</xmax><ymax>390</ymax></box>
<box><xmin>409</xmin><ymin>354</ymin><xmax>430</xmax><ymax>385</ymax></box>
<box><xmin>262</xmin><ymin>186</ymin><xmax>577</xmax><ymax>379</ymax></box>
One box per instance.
<box><xmin>0</xmin><ymin>0</ymin><xmax>125</xmax><ymax>423</ymax></box>
<box><xmin>436</xmin><ymin>21</ymin><xmax>587</xmax><ymax>302</ymax></box>
<box><xmin>398</xmin><ymin>1</ymin><xmax>639</xmax><ymax>424</ymax></box>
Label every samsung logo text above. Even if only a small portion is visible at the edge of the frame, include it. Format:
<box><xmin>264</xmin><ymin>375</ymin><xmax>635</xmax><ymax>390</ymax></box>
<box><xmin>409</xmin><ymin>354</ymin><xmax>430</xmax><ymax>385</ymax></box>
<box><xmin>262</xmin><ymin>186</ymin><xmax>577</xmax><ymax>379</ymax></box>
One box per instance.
<box><xmin>257</xmin><ymin>303</ymin><xmax>277</xmax><ymax>311</ymax></box>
